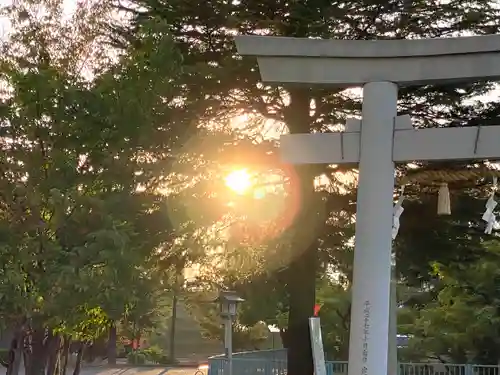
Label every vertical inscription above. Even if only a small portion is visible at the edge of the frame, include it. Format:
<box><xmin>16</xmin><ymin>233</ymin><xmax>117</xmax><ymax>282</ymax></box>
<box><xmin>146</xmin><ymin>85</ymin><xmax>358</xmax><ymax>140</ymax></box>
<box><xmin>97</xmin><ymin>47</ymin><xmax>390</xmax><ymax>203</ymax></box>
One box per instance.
<box><xmin>361</xmin><ymin>300</ymin><xmax>371</xmax><ymax>375</ymax></box>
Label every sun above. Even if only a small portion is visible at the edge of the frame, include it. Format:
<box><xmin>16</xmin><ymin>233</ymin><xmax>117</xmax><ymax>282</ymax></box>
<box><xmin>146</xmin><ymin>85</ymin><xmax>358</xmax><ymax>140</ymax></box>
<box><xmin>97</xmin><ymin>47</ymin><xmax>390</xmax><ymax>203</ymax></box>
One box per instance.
<box><xmin>225</xmin><ymin>169</ymin><xmax>252</xmax><ymax>195</ymax></box>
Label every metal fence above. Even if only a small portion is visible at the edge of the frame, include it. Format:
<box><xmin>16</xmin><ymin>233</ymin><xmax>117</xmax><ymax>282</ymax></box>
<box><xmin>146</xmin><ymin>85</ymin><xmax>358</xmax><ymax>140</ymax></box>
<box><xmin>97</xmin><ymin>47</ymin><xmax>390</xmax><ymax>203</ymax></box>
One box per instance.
<box><xmin>208</xmin><ymin>351</ymin><xmax>500</xmax><ymax>375</ymax></box>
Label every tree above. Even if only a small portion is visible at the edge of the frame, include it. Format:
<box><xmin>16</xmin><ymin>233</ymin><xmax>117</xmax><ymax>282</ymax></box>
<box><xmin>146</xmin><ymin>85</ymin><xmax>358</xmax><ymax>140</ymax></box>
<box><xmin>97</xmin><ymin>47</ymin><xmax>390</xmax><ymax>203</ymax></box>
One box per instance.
<box><xmin>0</xmin><ymin>1</ymin><xmax>184</xmax><ymax>374</ymax></box>
<box><xmin>400</xmin><ymin>240</ymin><xmax>500</xmax><ymax>364</ymax></box>
<box><xmin>112</xmin><ymin>2</ymin><xmax>500</xmax><ymax>374</ymax></box>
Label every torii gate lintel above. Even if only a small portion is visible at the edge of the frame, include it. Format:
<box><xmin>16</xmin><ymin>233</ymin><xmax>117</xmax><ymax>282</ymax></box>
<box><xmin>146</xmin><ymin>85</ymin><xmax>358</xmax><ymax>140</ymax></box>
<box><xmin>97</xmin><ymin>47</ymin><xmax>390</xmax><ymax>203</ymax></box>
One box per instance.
<box><xmin>281</xmin><ymin>119</ymin><xmax>500</xmax><ymax>165</ymax></box>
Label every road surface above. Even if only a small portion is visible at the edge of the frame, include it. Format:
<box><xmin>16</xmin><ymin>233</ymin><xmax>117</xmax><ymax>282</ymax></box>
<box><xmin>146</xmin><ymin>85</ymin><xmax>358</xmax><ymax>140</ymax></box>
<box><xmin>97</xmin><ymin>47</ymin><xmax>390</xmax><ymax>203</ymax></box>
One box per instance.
<box><xmin>0</xmin><ymin>367</ymin><xmax>204</xmax><ymax>375</ymax></box>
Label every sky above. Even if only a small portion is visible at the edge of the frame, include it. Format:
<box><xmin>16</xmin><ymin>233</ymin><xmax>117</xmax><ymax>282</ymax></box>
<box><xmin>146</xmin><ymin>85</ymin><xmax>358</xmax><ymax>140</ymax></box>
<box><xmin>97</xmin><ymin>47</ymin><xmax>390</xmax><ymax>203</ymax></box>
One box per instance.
<box><xmin>0</xmin><ymin>0</ymin><xmax>497</xmax><ymax>130</ymax></box>
<box><xmin>0</xmin><ymin>0</ymin><xmax>79</xmax><ymax>38</ymax></box>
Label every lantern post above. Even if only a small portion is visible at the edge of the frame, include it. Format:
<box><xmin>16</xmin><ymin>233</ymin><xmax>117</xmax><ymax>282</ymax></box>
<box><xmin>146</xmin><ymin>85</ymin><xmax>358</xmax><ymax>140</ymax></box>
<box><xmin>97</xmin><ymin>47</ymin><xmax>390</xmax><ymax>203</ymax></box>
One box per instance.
<box><xmin>216</xmin><ymin>291</ymin><xmax>245</xmax><ymax>375</ymax></box>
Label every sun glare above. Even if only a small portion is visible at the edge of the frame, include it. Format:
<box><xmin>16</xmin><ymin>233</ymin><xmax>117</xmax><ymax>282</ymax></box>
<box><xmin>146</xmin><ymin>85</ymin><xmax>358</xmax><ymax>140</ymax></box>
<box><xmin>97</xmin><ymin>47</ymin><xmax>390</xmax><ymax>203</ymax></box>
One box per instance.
<box><xmin>225</xmin><ymin>169</ymin><xmax>252</xmax><ymax>195</ymax></box>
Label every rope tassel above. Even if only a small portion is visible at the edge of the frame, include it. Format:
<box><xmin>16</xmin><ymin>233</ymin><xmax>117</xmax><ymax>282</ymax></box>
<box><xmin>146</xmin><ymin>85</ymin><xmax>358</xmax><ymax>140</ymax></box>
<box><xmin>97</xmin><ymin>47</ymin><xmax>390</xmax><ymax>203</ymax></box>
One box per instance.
<box><xmin>437</xmin><ymin>183</ymin><xmax>451</xmax><ymax>215</ymax></box>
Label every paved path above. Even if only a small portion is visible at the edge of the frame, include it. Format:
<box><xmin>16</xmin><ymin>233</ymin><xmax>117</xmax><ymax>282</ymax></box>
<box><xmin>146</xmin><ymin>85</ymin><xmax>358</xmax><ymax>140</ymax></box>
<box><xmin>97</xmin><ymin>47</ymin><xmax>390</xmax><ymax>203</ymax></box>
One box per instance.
<box><xmin>0</xmin><ymin>366</ymin><xmax>204</xmax><ymax>375</ymax></box>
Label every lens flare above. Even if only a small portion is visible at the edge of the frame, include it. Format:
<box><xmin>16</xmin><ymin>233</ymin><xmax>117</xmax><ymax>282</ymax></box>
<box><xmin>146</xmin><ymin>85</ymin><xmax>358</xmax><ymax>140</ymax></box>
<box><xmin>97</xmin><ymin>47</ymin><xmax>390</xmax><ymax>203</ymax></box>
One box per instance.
<box><xmin>225</xmin><ymin>169</ymin><xmax>252</xmax><ymax>194</ymax></box>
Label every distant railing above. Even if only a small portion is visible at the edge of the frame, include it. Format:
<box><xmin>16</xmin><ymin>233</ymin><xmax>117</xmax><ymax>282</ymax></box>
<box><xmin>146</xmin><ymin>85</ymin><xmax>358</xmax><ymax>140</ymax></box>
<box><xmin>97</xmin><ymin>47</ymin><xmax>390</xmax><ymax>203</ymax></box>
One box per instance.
<box><xmin>209</xmin><ymin>349</ymin><xmax>288</xmax><ymax>360</ymax></box>
<box><xmin>208</xmin><ymin>350</ymin><xmax>500</xmax><ymax>375</ymax></box>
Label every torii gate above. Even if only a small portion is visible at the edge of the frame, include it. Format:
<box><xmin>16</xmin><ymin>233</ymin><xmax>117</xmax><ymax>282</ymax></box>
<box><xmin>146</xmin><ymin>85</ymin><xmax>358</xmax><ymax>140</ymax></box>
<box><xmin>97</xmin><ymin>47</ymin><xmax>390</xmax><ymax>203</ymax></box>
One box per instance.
<box><xmin>234</xmin><ymin>34</ymin><xmax>500</xmax><ymax>375</ymax></box>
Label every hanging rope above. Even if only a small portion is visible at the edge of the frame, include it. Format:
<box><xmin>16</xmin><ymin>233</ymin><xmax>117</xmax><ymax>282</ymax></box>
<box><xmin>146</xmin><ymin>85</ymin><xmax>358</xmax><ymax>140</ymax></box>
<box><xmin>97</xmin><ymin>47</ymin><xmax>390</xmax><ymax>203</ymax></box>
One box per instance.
<box><xmin>398</xmin><ymin>168</ymin><xmax>500</xmax><ymax>186</ymax></box>
<box><xmin>396</xmin><ymin>167</ymin><xmax>500</xmax><ymax>216</ymax></box>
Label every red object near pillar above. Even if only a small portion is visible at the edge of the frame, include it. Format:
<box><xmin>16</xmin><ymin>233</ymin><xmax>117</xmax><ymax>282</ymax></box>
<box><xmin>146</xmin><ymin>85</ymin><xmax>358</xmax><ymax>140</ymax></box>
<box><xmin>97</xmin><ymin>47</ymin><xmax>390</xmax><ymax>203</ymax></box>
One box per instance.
<box><xmin>313</xmin><ymin>304</ymin><xmax>321</xmax><ymax>316</ymax></box>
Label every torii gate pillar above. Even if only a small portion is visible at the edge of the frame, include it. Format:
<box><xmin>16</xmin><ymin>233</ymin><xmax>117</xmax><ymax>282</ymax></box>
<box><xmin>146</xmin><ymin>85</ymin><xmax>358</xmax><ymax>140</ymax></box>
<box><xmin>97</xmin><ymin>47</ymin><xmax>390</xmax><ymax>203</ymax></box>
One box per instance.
<box><xmin>234</xmin><ymin>34</ymin><xmax>500</xmax><ymax>375</ymax></box>
<box><xmin>349</xmin><ymin>80</ymin><xmax>397</xmax><ymax>375</ymax></box>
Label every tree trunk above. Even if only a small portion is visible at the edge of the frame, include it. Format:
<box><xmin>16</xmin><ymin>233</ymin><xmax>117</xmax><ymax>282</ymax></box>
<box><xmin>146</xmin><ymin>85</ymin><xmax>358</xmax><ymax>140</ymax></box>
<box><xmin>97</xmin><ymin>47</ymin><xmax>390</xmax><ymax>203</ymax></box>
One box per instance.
<box><xmin>283</xmin><ymin>89</ymin><xmax>320</xmax><ymax>375</ymax></box>
<box><xmin>46</xmin><ymin>335</ymin><xmax>61</xmax><ymax>375</ymax></box>
<box><xmin>286</xmin><ymin>245</ymin><xmax>317</xmax><ymax>375</ymax></box>
<box><xmin>23</xmin><ymin>338</ymin><xmax>31</xmax><ymax>375</ymax></box>
<box><xmin>169</xmin><ymin>280</ymin><xmax>179</xmax><ymax>361</ymax></box>
<box><xmin>107</xmin><ymin>323</ymin><xmax>117</xmax><ymax>365</ymax></box>
<box><xmin>72</xmin><ymin>345</ymin><xmax>84</xmax><ymax>375</ymax></box>
<box><xmin>279</xmin><ymin>329</ymin><xmax>289</xmax><ymax>349</ymax></box>
<box><xmin>131</xmin><ymin>321</ymin><xmax>137</xmax><ymax>364</ymax></box>
<box><xmin>135</xmin><ymin>331</ymin><xmax>142</xmax><ymax>349</ymax></box>
<box><xmin>6</xmin><ymin>326</ymin><xmax>25</xmax><ymax>375</ymax></box>
<box><xmin>28</xmin><ymin>329</ymin><xmax>51</xmax><ymax>375</ymax></box>
<box><xmin>61</xmin><ymin>337</ymin><xmax>70</xmax><ymax>375</ymax></box>
<box><xmin>54</xmin><ymin>337</ymin><xmax>65</xmax><ymax>375</ymax></box>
